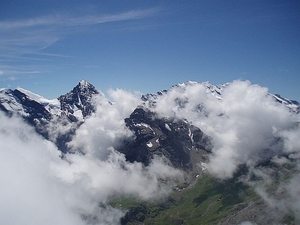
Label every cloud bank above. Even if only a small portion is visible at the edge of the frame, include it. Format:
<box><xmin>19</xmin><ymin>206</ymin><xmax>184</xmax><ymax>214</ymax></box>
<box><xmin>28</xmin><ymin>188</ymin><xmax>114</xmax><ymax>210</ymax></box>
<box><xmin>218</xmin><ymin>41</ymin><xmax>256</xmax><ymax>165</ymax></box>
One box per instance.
<box><xmin>146</xmin><ymin>79</ymin><xmax>300</xmax><ymax>222</ymax></box>
<box><xmin>0</xmin><ymin>88</ymin><xmax>181</xmax><ymax>225</ymax></box>
<box><xmin>1</xmin><ymin>80</ymin><xmax>299</xmax><ymax>224</ymax></box>
<box><xmin>148</xmin><ymin>80</ymin><xmax>299</xmax><ymax>178</ymax></box>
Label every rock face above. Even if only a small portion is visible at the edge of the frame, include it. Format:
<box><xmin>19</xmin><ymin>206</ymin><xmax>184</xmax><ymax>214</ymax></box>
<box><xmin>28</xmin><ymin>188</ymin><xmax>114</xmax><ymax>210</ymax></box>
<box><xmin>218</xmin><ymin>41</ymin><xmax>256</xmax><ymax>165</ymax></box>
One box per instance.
<box><xmin>0</xmin><ymin>80</ymin><xmax>101</xmax><ymax>152</ymax></box>
<box><xmin>58</xmin><ymin>80</ymin><xmax>100</xmax><ymax>122</ymax></box>
<box><xmin>0</xmin><ymin>88</ymin><xmax>52</xmax><ymax>120</ymax></box>
<box><xmin>121</xmin><ymin>106</ymin><xmax>211</xmax><ymax>172</ymax></box>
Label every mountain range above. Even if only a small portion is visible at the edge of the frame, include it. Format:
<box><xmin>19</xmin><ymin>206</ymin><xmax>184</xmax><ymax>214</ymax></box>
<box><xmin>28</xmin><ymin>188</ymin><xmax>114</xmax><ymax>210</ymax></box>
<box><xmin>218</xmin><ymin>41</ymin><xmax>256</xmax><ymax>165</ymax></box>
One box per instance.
<box><xmin>0</xmin><ymin>80</ymin><xmax>299</xmax><ymax>225</ymax></box>
<box><xmin>1</xmin><ymin>80</ymin><xmax>298</xmax><ymax>153</ymax></box>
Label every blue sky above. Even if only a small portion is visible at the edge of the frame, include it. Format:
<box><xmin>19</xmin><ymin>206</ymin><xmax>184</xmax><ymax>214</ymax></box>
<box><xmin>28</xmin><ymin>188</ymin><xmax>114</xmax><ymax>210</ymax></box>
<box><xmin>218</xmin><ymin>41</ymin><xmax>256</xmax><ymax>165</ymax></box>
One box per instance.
<box><xmin>0</xmin><ymin>0</ymin><xmax>299</xmax><ymax>100</ymax></box>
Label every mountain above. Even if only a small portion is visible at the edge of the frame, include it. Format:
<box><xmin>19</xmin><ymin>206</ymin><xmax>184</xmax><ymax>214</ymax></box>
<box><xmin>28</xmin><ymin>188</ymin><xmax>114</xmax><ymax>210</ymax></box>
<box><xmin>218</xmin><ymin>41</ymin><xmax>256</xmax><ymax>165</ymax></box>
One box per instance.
<box><xmin>273</xmin><ymin>93</ymin><xmax>300</xmax><ymax>113</ymax></box>
<box><xmin>121</xmin><ymin>106</ymin><xmax>211</xmax><ymax>179</ymax></box>
<box><xmin>58</xmin><ymin>80</ymin><xmax>100</xmax><ymax>122</ymax></box>
<box><xmin>1</xmin><ymin>80</ymin><xmax>299</xmax><ymax>224</ymax></box>
<box><xmin>0</xmin><ymin>80</ymin><xmax>101</xmax><ymax>152</ymax></box>
<box><xmin>142</xmin><ymin>81</ymin><xmax>299</xmax><ymax>114</ymax></box>
<box><xmin>1</xmin><ymin>79</ymin><xmax>299</xmax><ymax>159</ymax></box>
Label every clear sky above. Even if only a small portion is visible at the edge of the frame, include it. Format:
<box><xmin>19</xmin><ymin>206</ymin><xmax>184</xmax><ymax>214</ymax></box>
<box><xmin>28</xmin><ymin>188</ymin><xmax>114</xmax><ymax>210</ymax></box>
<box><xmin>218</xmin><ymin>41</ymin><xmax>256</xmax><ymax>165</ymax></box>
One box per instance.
<box><xmin>0</xmin><ymin>0</ymin><xmax>299</xmax><ymax>100</ymax></box>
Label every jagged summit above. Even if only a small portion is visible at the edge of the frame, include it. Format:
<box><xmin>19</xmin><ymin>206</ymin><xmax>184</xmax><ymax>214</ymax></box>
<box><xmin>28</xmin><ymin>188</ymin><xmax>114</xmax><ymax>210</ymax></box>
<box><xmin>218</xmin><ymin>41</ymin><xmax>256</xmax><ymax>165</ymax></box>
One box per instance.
<box><xmin>71</xmin><ymin>80</ymin><xmax>99</xmax><ymax>97</ymax></box>
<box><xmin>79</xmin><ymin>79</ymin><xmax>89</xmax><ymax>86</ymax></box>
<box><xmin>58</xmin><ymin>80</ymin><xmax>100</xmax><ymax>121</ymax></box>
<box><xmin>0</xmin><ymin>80</ymin><xmax>103</xmax><ymax>124</ymax></box>
<box><xmin>77</xmin><ymin>80</ymin><xmax>97</xmax><ymax>92</ymax></box>
<box><xmin>0</xmin><ymin>80</ymin><xmax>105</xmax><ymax>152</ymax></box>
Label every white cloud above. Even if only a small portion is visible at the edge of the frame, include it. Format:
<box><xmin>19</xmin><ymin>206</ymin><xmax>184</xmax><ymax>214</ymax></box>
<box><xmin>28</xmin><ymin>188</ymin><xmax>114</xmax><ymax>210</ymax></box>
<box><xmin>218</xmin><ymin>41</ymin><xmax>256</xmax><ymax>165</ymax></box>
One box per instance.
<box><xmin>1</xmin><ymin>80</ymin><xmax>299</xmax><ymax>224</ymax></box>
<box><xmin>0</xmin><ymin>113</ymin><xmax>85</xmax><ymax>225</ymax></box>
<box><xmin>67</xmin><ymin>93</ymin><xmax>135</xmax><ymax>158</ymax></box>
<box><xmin>146</xmin><ymin>79</ymin><xmax>300</xmax><ymax>222</ymax></box>
<box><xmin>149</xmin><ymin>80</ymin><xmax>300</xmax><ymax>178</ymax></box>
<box><xmin>0</xmin><ymin>8</ymin><xmax>160</xmax><ymax>30</ymax></box>
<box><xmin>0</xmin><ymin>8</ymin><xmax>159</xmax><ymax>57</ymax></box>
<box><xmin>0</xmin><ymin>87</ymin><xmax>181</xmax><ymax>225</ymax></box>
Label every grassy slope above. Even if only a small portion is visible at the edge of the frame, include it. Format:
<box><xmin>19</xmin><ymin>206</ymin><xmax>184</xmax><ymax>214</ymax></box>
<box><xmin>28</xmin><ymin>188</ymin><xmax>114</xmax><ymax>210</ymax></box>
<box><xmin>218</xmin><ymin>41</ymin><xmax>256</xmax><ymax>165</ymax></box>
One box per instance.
<box><xmin>111</xmin><ymin>173</ymin><xmax>258</xmax><ymax>225</ymax></box>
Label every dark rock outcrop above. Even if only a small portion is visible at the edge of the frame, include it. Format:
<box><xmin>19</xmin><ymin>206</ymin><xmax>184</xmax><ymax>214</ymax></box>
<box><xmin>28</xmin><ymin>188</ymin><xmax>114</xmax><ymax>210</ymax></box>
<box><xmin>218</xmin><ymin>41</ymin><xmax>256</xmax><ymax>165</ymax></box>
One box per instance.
<box><xmin>120</xmin><ymin>106</ymin><xmax>211</xmax><ymax>171</ymax></box>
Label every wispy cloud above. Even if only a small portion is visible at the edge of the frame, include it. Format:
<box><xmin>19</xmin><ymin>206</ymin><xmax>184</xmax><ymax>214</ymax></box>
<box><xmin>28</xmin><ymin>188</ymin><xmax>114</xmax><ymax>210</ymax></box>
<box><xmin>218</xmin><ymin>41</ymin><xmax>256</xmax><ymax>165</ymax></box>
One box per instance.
<box><xmin>0</xmin><ymin>8</ymin><xmax>159</xmax><ymax>29</ymax></box>
<box><xmin>0</xmin><ymin>8</ymin><xmax>160</xmax><ymax>80</ymax></box>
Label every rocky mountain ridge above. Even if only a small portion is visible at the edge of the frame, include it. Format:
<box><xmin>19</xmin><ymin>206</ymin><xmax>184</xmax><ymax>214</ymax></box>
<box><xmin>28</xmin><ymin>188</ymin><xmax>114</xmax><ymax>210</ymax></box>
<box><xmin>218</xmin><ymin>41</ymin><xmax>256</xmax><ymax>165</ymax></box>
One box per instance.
<box><xmin>0</xmin><ymin>81</ymin><xmax>101</xmax><ymax>152</ymax></box>
<box><xmin>0</xmin><ymin>80</ymin><xmax>299</xmax><ymax>158</ymax></box>
<box><xmin>122</xmin><ymin>106</ymin><xmax>211</xmax><ymax>172</ymax></box>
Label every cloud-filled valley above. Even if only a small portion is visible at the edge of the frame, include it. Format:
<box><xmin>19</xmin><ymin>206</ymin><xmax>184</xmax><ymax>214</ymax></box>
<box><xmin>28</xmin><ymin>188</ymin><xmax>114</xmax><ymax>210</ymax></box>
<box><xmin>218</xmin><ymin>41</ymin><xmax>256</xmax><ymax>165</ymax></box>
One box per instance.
<box><xmin>0</xmin><ymin>79</ymin><xmax>300</xmax><ymax>224</ymax></box>
<box><xmin>0</xmin><ymin>87</ymin><xmax>181</xmax><ymax>224</ymax></box>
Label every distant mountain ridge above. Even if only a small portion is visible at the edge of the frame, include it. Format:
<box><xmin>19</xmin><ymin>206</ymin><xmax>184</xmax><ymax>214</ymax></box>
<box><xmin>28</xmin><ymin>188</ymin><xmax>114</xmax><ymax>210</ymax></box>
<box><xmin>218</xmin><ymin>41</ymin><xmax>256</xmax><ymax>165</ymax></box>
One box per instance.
<box><xmin>142</xmin><ymin>80</ymin><xmax>299</xmax><ymax>114</ymax></box>
<box><xmin>1</xmin><ymin>80</ymin><xmax>298</xmax><ymax>121</ymax></box>
<box><xmin>0</xmin><ymin>80</ymin><xmax>299</xmax><ymax>156</ymax></box>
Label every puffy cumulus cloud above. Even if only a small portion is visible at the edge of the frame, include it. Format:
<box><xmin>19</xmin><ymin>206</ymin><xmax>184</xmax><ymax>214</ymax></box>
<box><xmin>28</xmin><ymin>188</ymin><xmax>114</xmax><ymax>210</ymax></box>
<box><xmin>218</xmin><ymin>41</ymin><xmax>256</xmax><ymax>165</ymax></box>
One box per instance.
<box><xmin>0</xmin><ymin>96</ymin><xmax>182</xmax><ymax>225</ymax></box>
<box><xmin>204</xmin><ymin>81</ymin><xmax>298</xmax><ymax>177</ymax></box>
<box><xmin>147</xmin><ymin>81</ymin><xmax>216</xmax><ymax>118</ymax></box>
<box><xmin>43</xmin><ymin>115</ymin><xmax>78</xmax><ymax>143</ymax></box>
<box><xmin>107</xmin><ymin>88</ymin><xmax>142</xmax><ymax>118</ymax></box>
<box><xmin>0</xmin><ymin>113</ymin><xmax>85</xmax><ymax>225</ymax></box>
<box><xmin>67</xmin><ymin>90</ymin><xmax>141</xmax><ymax>158</ymax></box>
<box><xmin>64</xmin><ymin>88</ymin><xmax>181</xmax><ymax>199</ymax></box>
<box><xmin>147</xmin><ymin>79</ymin><xmax>300</xmax><ymax>222</ymax></box>
<box><xmin>149</xmin><ymin>80</ymin><xmax>300</xmax><ymax>178</ymax></box>
<box><xmin>56</xmin><ymin>152</ymin><xmax>181</xmax><ymax>202</ymax></box>
<box><xmin>277</xmin><ymin>125</ymin><xmax>300</xmax><ymax>153</ymax></box>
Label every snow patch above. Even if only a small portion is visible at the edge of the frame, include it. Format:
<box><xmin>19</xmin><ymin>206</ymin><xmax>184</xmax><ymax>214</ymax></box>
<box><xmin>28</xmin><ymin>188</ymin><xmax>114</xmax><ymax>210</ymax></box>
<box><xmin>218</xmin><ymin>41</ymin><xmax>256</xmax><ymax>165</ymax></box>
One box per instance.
<box><xmin>188</xmin><ymin>128</ymin><xmax>194</xmax><ymax>143</ymax></box>
<box><xmin>147</xmin><ymin>142</ymin><xmax>153</xmax><ymax>148</ymax></box>
<box><xmin>165</xmin><ymin>123</ymin><xmax>171</xmax><ymax>131</ymax></box>
<box><xmin>17</xmin><ymin>88</ymin><xmax>61</xmax><ymax>115</ymax></box>
<box><xmin>200</xmin><ymin>162</ymin><xmax>207</xmax><ymax>171</ymax></box>
<box><xmin>135</xmin><ymin>122</ymin><xmax>153</xmax><ymax>131</ymax></box>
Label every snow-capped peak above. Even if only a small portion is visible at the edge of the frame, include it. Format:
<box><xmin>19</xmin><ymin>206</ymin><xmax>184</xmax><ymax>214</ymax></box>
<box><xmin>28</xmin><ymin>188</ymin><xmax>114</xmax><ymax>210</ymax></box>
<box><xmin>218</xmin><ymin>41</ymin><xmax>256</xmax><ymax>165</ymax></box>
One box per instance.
<box><xmin>176</xmin><ymin>80</ymin><xmax>199</xmax><ymax>88</ymax></box>
<box><xmin>79</xmin><ymin>80</ymin><xmax>90</xmax><ymax>89</ymax></box>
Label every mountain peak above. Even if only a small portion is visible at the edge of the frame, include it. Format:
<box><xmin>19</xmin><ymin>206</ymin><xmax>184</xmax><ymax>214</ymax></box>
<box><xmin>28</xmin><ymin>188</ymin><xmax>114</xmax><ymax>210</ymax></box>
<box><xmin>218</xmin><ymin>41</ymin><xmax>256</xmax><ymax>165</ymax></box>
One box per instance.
<box><xmin>58</xmin><ymin>80</ymin><xmax>100</xmax><ymax>121</ymax></box>
<box><xmin>78</xmin><ymin>80</ymin><xmax>90</xmax><ymax>88</ymax></box>
<box><xmin>70</xmin><ymin>80</ymin><xmax>99</xmax><ymax>96</ymax></box>
<box><xmin>76</xmin><ymin>80</ymin><xmax>97</xmax><ymax>92</ymax></box>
